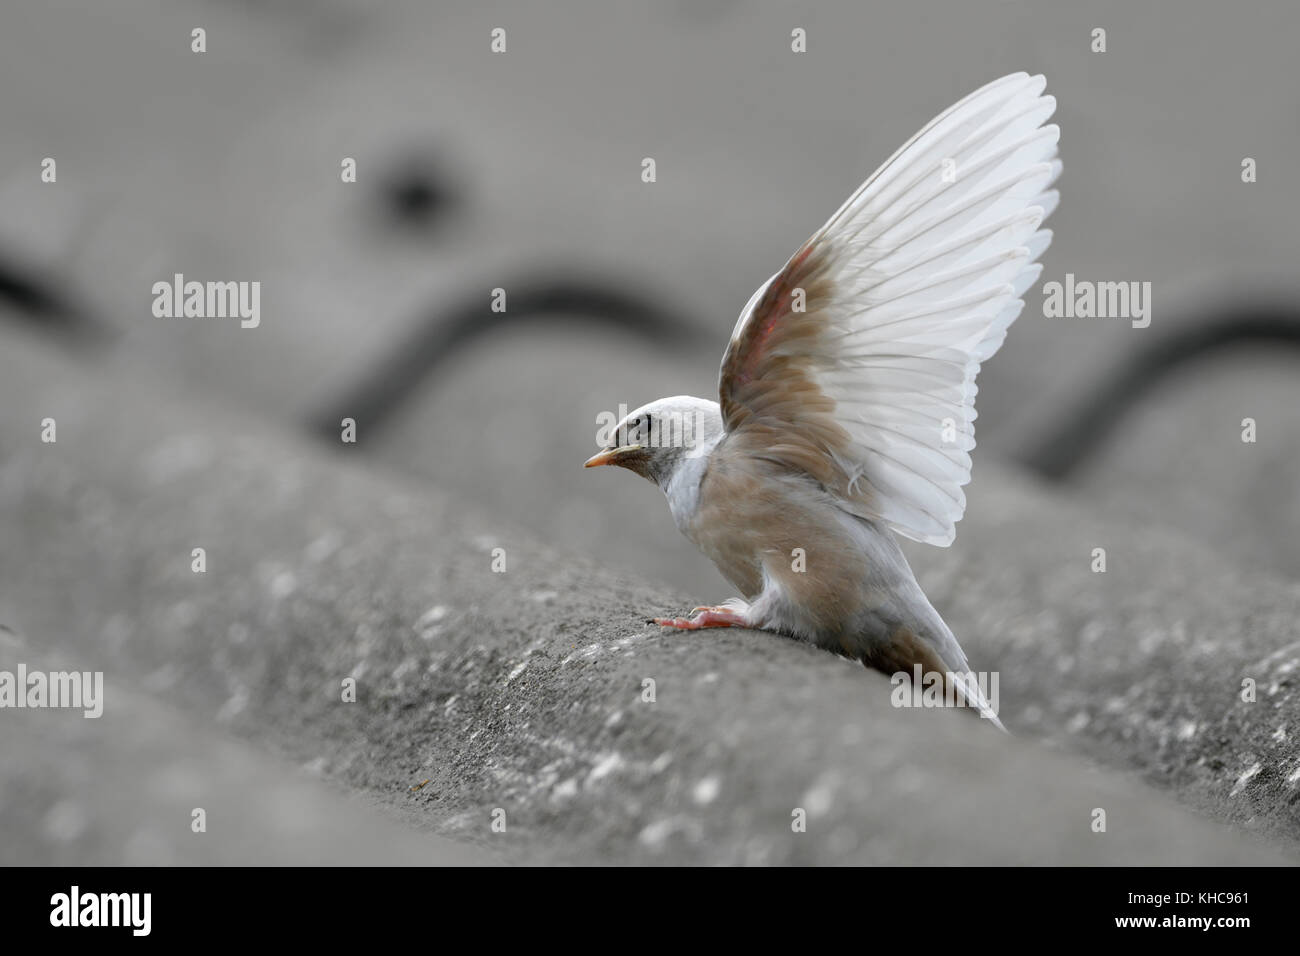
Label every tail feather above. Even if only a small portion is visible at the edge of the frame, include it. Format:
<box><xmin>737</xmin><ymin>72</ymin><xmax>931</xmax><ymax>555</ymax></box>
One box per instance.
<box><xmin>860</xmin><ymin>621</ymin><xmax>1006</xmax><ymax>732</ymax></box>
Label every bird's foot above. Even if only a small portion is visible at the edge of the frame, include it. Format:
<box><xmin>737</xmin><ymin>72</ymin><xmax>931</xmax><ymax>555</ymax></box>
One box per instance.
<box><xmin>652</xmin><ymin>606</ymin><xmax>747</xmax><ymax>630</ymax></box>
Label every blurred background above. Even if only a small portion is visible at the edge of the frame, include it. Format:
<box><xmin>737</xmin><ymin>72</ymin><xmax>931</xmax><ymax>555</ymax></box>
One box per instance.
<box><xmin>5</xmin><ymin>1</ymin><xmax>1299</xmax><ymax>595</ymax></box>
<box><xmin>2</xmin><ymin>0</ymin><xmax>1299</xmax><ymax>865</ymax></box>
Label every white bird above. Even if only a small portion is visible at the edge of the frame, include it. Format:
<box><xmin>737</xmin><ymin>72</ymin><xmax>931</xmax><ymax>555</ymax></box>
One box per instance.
<box><xmin>585</xmin><ymin>73</ymin><xmax>1061</xmax><ymax>729</ymax></box>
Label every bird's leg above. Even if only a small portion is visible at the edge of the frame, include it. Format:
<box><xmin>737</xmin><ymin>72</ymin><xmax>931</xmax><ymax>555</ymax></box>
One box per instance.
<box><xmin>652</xmin><ymin>606</ymin><xmax>747</xmax><ymax>630</ymax></box>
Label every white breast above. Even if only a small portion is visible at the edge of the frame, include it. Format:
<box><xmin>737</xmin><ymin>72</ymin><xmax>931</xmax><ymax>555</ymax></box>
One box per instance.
<box><xmin>662</xmin><ymin>436</ymin><xmax>722</xmax><ymax>535</ymax></box>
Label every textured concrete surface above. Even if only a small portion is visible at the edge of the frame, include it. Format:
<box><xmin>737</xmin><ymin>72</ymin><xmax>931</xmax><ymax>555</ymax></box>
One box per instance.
<box><xmin>2</xmin><ymin>330</ymin><xmax>1295</xmax><ymax>864</ymax></box>
<box><xmin>0</xmin><ymin>628</ymin><xmax>493</xmax><ymax>866</ymax></box>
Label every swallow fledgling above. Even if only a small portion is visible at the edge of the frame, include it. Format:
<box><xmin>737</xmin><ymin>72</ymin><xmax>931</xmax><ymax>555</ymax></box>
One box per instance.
<box><xmin>585</xmin><ymin>73</ymin><xmax>1061</xmax><ymax>728</ymax></box>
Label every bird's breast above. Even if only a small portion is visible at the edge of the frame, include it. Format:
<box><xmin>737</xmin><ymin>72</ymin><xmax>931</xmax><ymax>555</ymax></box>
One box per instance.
<box><xmin>683</xmin><ymin>441</ymin><xmax>893</xmax><ymax>620</ymax></box>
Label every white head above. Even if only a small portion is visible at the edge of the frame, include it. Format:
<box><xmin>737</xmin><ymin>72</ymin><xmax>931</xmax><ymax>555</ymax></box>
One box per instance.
<box><xmin>584</xmin><ymin>395</ymin><xmax>724</xmax><ymax>487</ymax></box>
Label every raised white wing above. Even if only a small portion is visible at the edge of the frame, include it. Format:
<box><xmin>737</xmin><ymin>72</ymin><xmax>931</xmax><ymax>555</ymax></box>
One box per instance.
<box><xmin>718</xmin><ymin>72</ymin><xmax>1059</xmax><ymax>546</ymax></box>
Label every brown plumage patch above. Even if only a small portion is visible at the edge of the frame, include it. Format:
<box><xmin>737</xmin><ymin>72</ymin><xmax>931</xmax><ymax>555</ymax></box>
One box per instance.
<box><xmin>860</xmin><ymin>626</ymin><xmax>986</xmax><ymax>718</ymax></box>
<box><xmin>858</xmin><ymin>626</ymin><xmax>949</xmax><ymax>677</ymax></box>
<box><xmin>691</xmin><ymin>440</ymin><xmax>885</xmax><ymax>632</ymax></box>
<box><xmin>718</xmin><ymin>237</ymin><xmax>873</xmax><ymax>512</ymax></box>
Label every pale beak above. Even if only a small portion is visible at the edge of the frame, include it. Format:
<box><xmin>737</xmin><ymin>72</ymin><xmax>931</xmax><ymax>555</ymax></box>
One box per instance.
<box><xmin>584</xmin><ymin>444</ymin><xmax>644</xmax><ymax>468</ymax></box>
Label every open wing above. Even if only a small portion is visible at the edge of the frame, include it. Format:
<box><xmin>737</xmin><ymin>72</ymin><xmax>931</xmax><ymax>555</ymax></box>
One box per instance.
<box><xmin>718</xmin><ymin>72</ymin><xmax>1059</xmax><ymax>546</ymax></box>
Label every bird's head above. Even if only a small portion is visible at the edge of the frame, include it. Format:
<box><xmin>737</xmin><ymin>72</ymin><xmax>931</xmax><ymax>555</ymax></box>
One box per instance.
<box><xmin>584</xmin><ymin>395</ymin><xmax>723</xmax><ymax>486</ymax></box>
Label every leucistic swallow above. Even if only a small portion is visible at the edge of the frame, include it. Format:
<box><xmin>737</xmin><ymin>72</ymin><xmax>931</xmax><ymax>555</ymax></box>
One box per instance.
<box><xmin>586</xmin><ymin>73</ymin><xmax>1062</xmax><ymax>729</ymax></box>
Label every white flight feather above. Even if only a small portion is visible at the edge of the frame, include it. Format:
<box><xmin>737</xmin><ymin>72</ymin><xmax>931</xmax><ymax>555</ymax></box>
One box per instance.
<box><xmin>723</xmin><ymin>72</ymin><xmax>1060</xmax><ymax>546</ymax></box>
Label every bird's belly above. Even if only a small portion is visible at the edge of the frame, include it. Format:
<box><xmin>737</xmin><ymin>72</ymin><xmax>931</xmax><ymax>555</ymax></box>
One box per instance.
<box><xmin>685</xmin><ymin>516</ymin><xmax>766</xmax><ymax>598</ymax></box>
<box><xmin>684</xmin><ymin>453</ymin><xmax>928</xmax><ymax>647</ymax></box>
<box><xmin>686</xmin><ymin>467</ymin><xmax>872</xmax><ymax>609</ymax></box>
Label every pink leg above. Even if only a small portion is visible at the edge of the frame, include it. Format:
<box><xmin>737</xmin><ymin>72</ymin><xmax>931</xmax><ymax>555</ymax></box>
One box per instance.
<box><xmin>652</xmin><ymin>606</ymin><xmax>747</xmax><ymax>630</ymax></box>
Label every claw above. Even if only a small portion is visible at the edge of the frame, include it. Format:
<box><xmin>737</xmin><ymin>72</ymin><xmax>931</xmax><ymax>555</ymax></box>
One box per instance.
<box><xmin>653</xmin><ymin>607</ymin><xmax>747</xmax><ymax>630</ymax></box>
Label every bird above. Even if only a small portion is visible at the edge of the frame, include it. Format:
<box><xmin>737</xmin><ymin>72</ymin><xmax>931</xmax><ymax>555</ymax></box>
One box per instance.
<box><xmin>584</xmin><ymin>73</ymin><xmax>1061</xmax><ymax>729</ymax></box>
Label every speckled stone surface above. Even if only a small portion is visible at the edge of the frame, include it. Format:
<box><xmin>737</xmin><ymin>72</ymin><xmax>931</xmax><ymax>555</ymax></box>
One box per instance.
<box><xmin>0</xmin><ymin>629</ymin><xmax>493</xmax><ymax>865</ymax></box>
<box><xmin>2</xmin><ymin>332</ymin><xmax>1294</xmax><ymax>864</ymax></box>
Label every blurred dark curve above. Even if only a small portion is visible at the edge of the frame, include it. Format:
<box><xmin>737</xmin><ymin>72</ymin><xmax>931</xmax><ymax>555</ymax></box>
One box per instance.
<box><xmin>0</xmin><ymin>258</ymin><xmax>109</xmax><ymax>349</ymax></box>
<box><xmin>4</xmin><ymin>250</ymin><xmax>1299</xmax><ymax>479</ymax></box>
<box><xmin>306</xmin><ymin>277</ymin><xmax>710</xmax><ymax>443</ymax></box>
<box><xmin>310</xmin><ymin>287</ymin><xmax>1300</xmax><ymax>472</ymax></box>
<box><xmin>1016</xmin><ymin>304</ymin><xmax>1300</xmax><ymax>480</ymax></box>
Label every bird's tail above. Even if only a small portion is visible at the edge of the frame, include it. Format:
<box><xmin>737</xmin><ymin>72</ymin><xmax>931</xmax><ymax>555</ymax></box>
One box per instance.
<box><xmin>860</xmin><ymin>611</ymin><xmax>1006</xmax><ymax>732</ymax></box>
